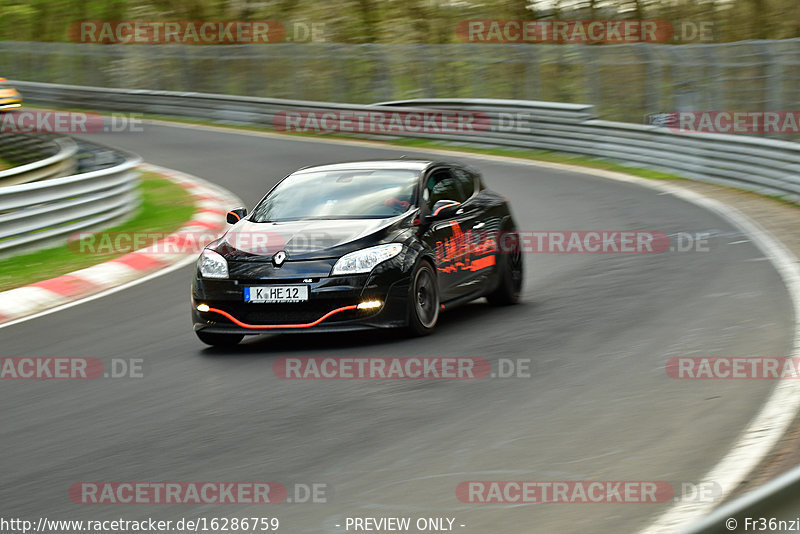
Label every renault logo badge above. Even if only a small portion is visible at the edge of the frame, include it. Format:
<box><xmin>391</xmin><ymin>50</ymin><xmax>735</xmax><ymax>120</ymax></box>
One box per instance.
<box><xmin>272</xmin><ymin>250</ymin><xmax>287</xmax><ymax>267</ymax></box>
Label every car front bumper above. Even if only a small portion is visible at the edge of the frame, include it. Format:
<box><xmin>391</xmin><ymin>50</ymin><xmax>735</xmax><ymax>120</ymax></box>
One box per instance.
<box><xmin>191</xmin><ymin>259</ymin><xmax>411</xmax><ymax>334</ymax></box>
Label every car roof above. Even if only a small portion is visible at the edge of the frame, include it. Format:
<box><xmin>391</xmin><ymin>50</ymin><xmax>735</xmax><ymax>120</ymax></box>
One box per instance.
<box><xmin>292</xmin><ymin>160</ymin><xmax>437</xmax><ymax>174</ymax></box>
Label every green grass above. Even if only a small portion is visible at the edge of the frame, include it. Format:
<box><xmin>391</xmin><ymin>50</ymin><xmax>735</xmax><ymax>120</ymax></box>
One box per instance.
<box><xmin>0</xmin><ymin>172</ymin><xmax>195</xmax><ymax>292</ymax></box>
<box><xmin>0</xmin><ymin>157</ymin><xmax>12</xmax><ymax>171</ymax></box>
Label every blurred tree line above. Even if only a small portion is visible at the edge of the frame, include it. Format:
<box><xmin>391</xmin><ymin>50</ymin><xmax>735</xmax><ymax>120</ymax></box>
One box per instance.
<box><xmin>0</xmin><ymin>0</ymin><xmax>797</xmax><ymax>43</ymax></box>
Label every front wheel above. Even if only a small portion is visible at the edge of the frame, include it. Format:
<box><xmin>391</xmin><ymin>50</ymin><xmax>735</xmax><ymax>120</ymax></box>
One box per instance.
<box><xmin>486</xmin><ymin>231</ymin><xmax>523</xmax><ymax>306</ymax></box>
<box><xmin>195</xmin><ymin>331</ymin><xmax>244</xmax><ymax>347</ymax></box>
<box><xmin>407</xmin><ymin>260</ymin><xmax>440</xmax><ymax>336</ymax></box>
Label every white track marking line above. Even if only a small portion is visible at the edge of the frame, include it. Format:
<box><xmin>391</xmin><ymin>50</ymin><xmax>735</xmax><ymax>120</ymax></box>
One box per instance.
<box><xmin>0</xmin><ymin>255</ymin><xmax>198</xmax><ymax>330</ymax></box>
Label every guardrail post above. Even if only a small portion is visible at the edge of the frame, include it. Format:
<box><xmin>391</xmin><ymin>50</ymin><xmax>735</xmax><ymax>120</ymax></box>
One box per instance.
<box><xmin>522</xmin><ymin>48</ymin><xmax>541</xmax><ymax>101</ymax></box>
<box><xmin>759</xmin><ymin>41</ymin><xmax>784</xmax><ymax>138</ymax></box>
<box><xmin>702</xmin><ymin>44</ymin><xmax>724</xmax><ymax>111</ymax></box>
<box><xmin>580</xmin><ymin>46</ymin><xmax>600</xmax><ymax>108</ymax></box>
<box><xmin>638</xmin><ymin>43</ymin><xmax>661</xmax><ymax>118</ymax></box>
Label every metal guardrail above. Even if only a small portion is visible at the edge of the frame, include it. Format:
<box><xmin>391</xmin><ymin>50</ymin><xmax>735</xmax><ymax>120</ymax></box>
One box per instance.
<box><xmin>0</xmin><ymin>133</ymin><xmax>61</xmax><ymax>165</ymax></box>
<box><xmin>378</xmin><ymin>99</ymin><xmax>800</xmax><ymax>203</ymax></box>
<box><xmin>0</xmin><ymin>143</ymin><xmax>141</xmax><ymax>257</ymax></box>
<box><xmin>11</xmin><ymin>79</ymin><xmax>800</xmax><ymax>205</ymax></box>
<box><xmin>0</xmin><ymin>134</ymin><xmax>78</xmax><ymax>186</ymax></box>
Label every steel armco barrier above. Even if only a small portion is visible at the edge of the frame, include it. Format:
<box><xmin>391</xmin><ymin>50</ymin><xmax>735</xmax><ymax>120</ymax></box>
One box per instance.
<box><xmin>0</xmin><ymin>134</ymin><xmax>78</xmax><ymax>186</ymax></box>
<box><xmin>0</xmin><ymin>143</ymin><xmax>141</xmax><ymax>257</ymax></box>
<box><xmin>0</xmin><ymin>132</ymin><xmax>63</xmax><ymax>165</ymax></box>
<box><xmin>10</xmin><ymin>80</ymin><xmax>800</xmax><ymax>205</ymax></box>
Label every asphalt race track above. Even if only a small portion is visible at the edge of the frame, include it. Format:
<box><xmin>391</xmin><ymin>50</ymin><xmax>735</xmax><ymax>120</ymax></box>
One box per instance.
<box><xmin>1</xmin><ymin>123</ymin><xmax>794</xmax><ymax>533</ymax></box>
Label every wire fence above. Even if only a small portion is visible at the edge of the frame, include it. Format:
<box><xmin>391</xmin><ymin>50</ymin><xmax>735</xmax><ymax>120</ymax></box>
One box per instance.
<box><xmin>1</xmin><ymin>40</ymin><xmax>799</xmax><ymax>124</ymax></box>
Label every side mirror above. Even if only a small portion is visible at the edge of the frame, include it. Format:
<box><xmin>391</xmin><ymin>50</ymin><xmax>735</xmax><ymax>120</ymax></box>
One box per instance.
<box><xmin>226</xmin><ymin>207</ymin><xmax>248</xmax><ymax>224</ymax></box>
<box><xmin>426</xmin><ymin>200</ymin><xmax>461</xmax><ymax>222</ymax></box>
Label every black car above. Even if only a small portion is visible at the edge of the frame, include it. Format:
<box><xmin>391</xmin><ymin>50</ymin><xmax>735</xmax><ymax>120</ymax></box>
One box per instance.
<box><xmin>191</xmin><ymin>160</ymin><xmax>522</xmax><ymax>346</ymax></box>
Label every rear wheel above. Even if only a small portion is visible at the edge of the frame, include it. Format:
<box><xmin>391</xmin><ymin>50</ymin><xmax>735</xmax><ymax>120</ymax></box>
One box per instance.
<box><xmin>486</xmin><ymin>231</ymin><xmax>523</xmax><ymax>306</ymax></box>
<box><xmin>195</xmin><ymin>331</ymin><xmax>244</xmax><ymax>347</ymax></box>
<box><xmin>407</xmin><ymin>260</ymin><xmax>439</xmax><ymax>336</ymax></box>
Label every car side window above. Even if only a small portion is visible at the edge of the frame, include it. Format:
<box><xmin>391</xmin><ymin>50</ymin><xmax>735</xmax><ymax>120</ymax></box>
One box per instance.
<box><xmin>452</xmin><ymin>168</ymin><xmax>476</xmax><ymax>199</ymax></box>
<box><xmin>423</xmin><ymin>169</ymin><xmax>466</xmax><ymax>210</ymax></box>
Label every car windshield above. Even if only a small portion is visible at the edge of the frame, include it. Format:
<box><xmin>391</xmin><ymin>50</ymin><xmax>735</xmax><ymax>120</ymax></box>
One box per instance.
<box><xmin>250</xmin><ymin>168</ymin><xmax>418</xmax><ymax>222</ymax></box>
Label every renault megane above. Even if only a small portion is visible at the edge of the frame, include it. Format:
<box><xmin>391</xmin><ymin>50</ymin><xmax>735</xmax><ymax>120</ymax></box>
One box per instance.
<box><xmin>191</xmin><ymin>160</ymin><xmax>522</xmax><ymax>346</ymax></box>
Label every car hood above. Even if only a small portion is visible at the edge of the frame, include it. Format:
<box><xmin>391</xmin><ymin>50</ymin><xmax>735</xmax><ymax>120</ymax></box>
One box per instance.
<box><xmin>215</xmin><ymin>215</ymin><xmax>410</xmax><ymax>261</ymax></box>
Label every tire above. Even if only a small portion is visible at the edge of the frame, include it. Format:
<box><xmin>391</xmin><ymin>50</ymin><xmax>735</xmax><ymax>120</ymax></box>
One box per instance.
<box><xmin>486</xmin><ymin>231</ymin><xmax>523</xmax><ymax>306</ymax></box>
<box><xmin>196</xmin><ymin>331</ymin><xmax>244</xmax><ymax>347</ymax></box>
<box><xmin>407</xmin><ymin>260</ymin><xmax>440</xmax><ymax>336</ymax></box>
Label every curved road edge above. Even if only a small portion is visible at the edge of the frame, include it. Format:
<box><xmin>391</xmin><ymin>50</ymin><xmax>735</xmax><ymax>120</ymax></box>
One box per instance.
<box><xmin>0</xmin><ymin>162</ymin><xmax>242</xmax><ymax>329</ymax></box>
<box><xmin>575</xmin><ymin>169</ymin><xmax>800</xmax><ymax>534</ymax></box>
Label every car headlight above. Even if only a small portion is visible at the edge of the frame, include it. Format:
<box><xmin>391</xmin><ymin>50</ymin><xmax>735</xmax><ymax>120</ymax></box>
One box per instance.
<box><xmin>331</xmin><ymin>243</ymin><xmax>403</xmax><ymax>275</ymax></box>
<box><xmin>198</xmin><ymin>249</ymin><xmax>229</xmax><ymax>279</ymax></box>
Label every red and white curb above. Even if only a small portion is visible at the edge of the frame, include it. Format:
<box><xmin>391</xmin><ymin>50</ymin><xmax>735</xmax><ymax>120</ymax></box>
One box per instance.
<box><xmin>0</xmin><ymin>163</ymin><xmax>242</xmax><ymax>326</ymax></box>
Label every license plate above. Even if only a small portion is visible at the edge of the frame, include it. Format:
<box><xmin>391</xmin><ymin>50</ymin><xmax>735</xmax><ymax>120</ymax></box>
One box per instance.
<box><xmin>244</xmin><ymin>285</ymin><xmax>308</xmax><ymax>303</ymax></box>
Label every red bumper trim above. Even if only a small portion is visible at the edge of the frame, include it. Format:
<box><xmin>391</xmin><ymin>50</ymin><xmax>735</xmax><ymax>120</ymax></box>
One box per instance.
<box><xmin>206</xmin><ymin>305</ymin><xmax>358</xmax><ymax>329</ymax></box>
